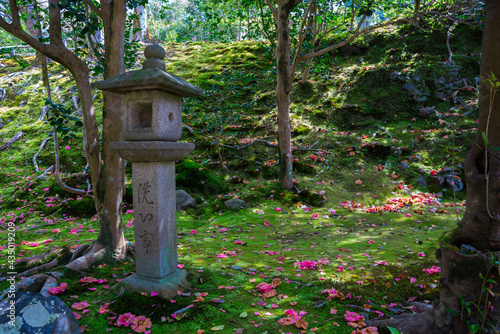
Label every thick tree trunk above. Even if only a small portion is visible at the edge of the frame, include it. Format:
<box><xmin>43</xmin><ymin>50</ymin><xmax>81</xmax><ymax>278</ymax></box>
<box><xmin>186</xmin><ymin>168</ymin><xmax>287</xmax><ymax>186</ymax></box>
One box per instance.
<box><xmin>457</xmin><ymin>0</ymin><xmax>500</xmax><ymax>250</ymax></box>
<box><xmin>89</xmin><ymin>0</ymin><xmax>127</xmax><ymax>261</ymax></box>
<box><xmin>276</xmin><ymin>2</ymin><xmax>294</xmax><ymax>190</ymax></box>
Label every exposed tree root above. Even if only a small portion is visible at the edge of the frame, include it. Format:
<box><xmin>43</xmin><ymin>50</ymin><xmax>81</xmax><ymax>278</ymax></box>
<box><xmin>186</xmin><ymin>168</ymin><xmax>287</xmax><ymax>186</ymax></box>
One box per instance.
<box><xmin>0</xmin><ymin>131</ymin><xmax>23</xmax><ymax>151</ymax></box>
<box><xmin>18</xmin><ymin>248</ymin><xmax>61</xmax><ymax>267</ymax></box>
<box><xmin>65</xmin><ymin>244</ymin><xmax>108</xmax><ymax>273</ymax></box>
<box><xmin>33</xmin><ymin>137</ymin><xmax>51</xmax><ymax>173</ymax></box>
<box><xmin>70</xmin><ymin>244</ymin><xmax>90</xmax><ymax>262</ymax></box>
<box><xmin>16</xmin><ymin>258</ymin><xmax>59</xmax><ymax>279</ymax></box>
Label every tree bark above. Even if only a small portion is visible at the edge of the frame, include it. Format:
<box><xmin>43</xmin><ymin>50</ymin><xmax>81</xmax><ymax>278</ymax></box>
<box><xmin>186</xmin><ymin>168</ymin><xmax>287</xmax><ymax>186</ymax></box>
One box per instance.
<box><xmin>457</xmin><ymin>0</ymin><xmax>500</xmax><ymax>250</ymax></box>
<box><xmin>133</xmin><ymin>5</ymin><xmax>149</xmax><ymax>42</ymax></box>
<box><xmin>90</xmin><ymin>0</ymin><xmax>127</xmax><ymax>262</ymax></box>
<box><xmin>275</xmin><ymin>0</ymin><xmax>297</xmax><ymax>190</ymax></box>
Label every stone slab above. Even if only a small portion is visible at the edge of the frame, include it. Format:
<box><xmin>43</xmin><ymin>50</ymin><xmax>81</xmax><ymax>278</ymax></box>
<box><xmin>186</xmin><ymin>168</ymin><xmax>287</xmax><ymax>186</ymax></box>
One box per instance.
<box><xmin>112</xmin><ymin>270</ymin><xmax>189</xmax><ymax>299</ymax></box>
<box><xmin>132</xmin><ymin>162</ymin><xmax>178</xmax><ymax>278</ymax></box>
<box><xmin>95</xmin><ymin>67</ymin><xmax>203</xmax><ymax>97</ymax></box>
<box><xmin>110</xmin><ymin>141</ymin><xmax>194</xmax><ymax>162</ymax></box>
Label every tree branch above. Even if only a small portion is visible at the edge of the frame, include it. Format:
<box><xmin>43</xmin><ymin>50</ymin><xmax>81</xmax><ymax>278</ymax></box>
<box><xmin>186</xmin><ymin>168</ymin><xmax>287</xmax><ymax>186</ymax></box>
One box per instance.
<box><xmin>8</xmin><ymin>0</ymin><xmax>21</xmax><ymax>29</ymax></box>
<box><xmin>83</xmin><ymin>0</ymin><xmax>102</xmax><ymax>19</ymax></box>
<box><xmin>290</xmin><ymin>0</ymin><xmax>315</xmax><ymax>79</ymax></box>
<box><xmin>298</xmin><ymin>16</ymin><xmax>405</xmax><ymax>62</ymax></box>
<box><xmin>264</xmin><ymin>0</ymin><xmax>278</xmax><ymax>21</ymax></box>
<box><xmin>48</xmin><ymin>0</ymin><xmax>64</xmax><ymax>46</ymax></box>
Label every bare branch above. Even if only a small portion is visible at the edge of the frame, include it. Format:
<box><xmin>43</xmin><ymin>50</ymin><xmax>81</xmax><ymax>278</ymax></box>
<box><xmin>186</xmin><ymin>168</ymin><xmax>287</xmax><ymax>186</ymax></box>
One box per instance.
<box><xmin>298</xmin><ymin>16</ymin><xmax>405</xmax><ymax>62</ymax></box>
<box><xmin>290</xmin><ymin>0</ymin><xmax>315</xmax><ymax>78</ymax></box>
<box><xmin>264</xmin><ymin>0</ymin><xmax>278</xmax><ymax>21</ymax></box>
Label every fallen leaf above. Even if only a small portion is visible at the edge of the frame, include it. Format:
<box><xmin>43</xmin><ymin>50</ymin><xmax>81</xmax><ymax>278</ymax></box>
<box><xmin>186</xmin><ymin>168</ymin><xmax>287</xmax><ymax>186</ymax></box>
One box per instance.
<box><xmin>295</xmin><ymin>318</ymin><xmax>309</xmax><ymax>330</ymax></box>
<box><xmin>197</xmin><ymin>330</ymin><xmax>205</xmax><ymax>334</ymax></box>
<box><xmin>240</xmin><ymin>311</ymin><xmax>248</xmax><ymax>318</ymax></box>
<box><xmin>211</xmin><ymin>325</ymin><xmax>225</xmax><ymax>331</ymax></box>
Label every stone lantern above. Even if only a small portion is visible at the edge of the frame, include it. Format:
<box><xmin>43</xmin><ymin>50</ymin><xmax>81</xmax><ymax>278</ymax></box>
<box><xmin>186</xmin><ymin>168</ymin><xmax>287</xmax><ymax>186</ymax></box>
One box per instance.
<box><xmin>95</xmin><ymin>45</ymin><xmax>203</xmax><ymax>298</ymax></box>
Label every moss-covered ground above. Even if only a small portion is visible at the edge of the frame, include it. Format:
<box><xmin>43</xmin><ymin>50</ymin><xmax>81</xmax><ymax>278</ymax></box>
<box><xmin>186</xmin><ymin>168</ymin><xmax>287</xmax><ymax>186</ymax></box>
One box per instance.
<box><xmin>0</xmin><ymin>22</ymin><xmax>482</xmax><ymax>333</ymax></box>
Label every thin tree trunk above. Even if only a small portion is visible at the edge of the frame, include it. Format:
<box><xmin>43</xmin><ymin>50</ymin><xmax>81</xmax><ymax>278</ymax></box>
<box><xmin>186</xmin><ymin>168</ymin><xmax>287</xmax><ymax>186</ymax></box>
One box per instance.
<box><xmin>302</xmin><ymin>58</ymin><xmax>312</xmax><ymax>82</ymax></box>
<box><xmin>247</xmin><ymin>7</ymin><xmax>250</xmax><ymax>39</ymax></box>
<box><xmin>458</xmin><ymin>0</ymin><xmax>500</xmax><ymax>250</ymax></box>
<box><xmin>276</xmin><ymin>2</ymin><xmax>294</xmax><ymax>190</ymax></box>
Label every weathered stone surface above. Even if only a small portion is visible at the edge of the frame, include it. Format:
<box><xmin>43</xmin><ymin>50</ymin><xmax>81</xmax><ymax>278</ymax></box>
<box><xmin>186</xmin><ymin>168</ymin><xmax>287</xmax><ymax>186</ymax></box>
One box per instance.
<box><xmin>0</xmin><ymin>275</ymin><xmax>48</xmax><ymax>300</ymax></box>
<box><xmin>144</xmin><ymin>44</ymin><xmax>166</xmax><ymax>60</ymax></box>
<box><xmin>95</xmin><ymin>67</ymin><xmax>203</xmax><ymax>97</ymax></box>
<box><xmin>0</xmin><ymin>291</ymin><xmax>80</xmax><ymax>334</ymax></box>
<box><xmin>403</xmin><ymin>82</ymin><xmax>416</xmax><ymax>91</ymax></box>
<box><xmin>419</xmin><ymin>107</ymin><xmax>436</xmax><ymax>117</ymax></box>
<box><xmin>437</xmin><ymin>247</ymin><xmax>500</xmax><ymax>334</ymax></box>
<box><xmin>122</xmin><ymin>90</ymin><xmax>183</xmax><ymax>141</ymax></box>
<box><xmin>417</xmin><ymin>176</ymin><xmax>427</xmax><ymax>186</ymax></box>
<box><xmin>176</xmin><ymin>190</ymin><xmax>196</xmax><ymax>211</ymax></box>
<box><xmin>367</xmin><ymin>304</ymin><xmax>442</xmax><ymax>334</ymax></box>
<box><xmin>132</xmin><ymin>161</ymin><xmax>178</xmax><ymax>279</ymax></box>
<box><xmin>112</xmin><ymin>269</ymin><xmax>189</xmax><ymax>300</ymax></box>
<box><xmin>225</xmin><ymin>199</ymin><xmax>245</xmax><ymax>210</ymax></box>
<box><xmin>398</xmin><ymin>161</ymin><xmax>409</xmax><ymax>170</ymax></box>
<box><xmin>109</xmin><ymin>141</ymin><xmax>194</xmax><ymax>162</ymax></box>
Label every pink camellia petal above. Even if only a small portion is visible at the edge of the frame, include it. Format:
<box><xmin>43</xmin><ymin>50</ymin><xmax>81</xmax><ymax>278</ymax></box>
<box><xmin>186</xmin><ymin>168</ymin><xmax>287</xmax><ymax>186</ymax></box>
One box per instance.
<box><xmin>151</xmin><ymin>291</ymin><xmax>158</xmax><ymax>297</ymax></box>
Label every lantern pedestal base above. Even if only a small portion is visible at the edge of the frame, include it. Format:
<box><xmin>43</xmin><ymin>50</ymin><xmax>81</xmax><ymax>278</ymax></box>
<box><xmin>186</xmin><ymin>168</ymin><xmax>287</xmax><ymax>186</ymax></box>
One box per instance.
<box><xmin>111</xmin><ymin>269</ymin><xmax>188</xmax><ymax>299</ymax></box>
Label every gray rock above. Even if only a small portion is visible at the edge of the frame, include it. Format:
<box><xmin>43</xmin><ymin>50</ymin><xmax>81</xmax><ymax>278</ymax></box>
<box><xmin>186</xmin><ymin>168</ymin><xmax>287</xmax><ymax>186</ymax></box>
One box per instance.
<box><xmin>224</xmin><ymin>198</ymin><xmax>245</xmax><ymax>210</ymax></box>
<box><xmin>417</xmin><ymin>176</ymin><xmax>427</xmax><ymax>186</ymax></box>
<box><xmin>434</xmin><ymin>303</ymin><xmax>453</xmax><ymax>329</ymax></box>
<box><xmin>0</xmin><ymin>291</ymin><xmax>80</xmax><ymax>334</ymax></box>
<box><xmin>367</xmin><ymin>303</ymin><xmax>441</xmax><ymax>334</ymax></box>
<box><xmin>398</xmin><ymin>161</ymin><xmax>409</xmax><ymax>170</ymax></box>
<box><xmin>419</xmin><ymin>107</ymin><xmax>435</xmax><ymax>117</ymax></box>
<box><xmin>176</xmin><ymin>190</ymin><xmax>196</xmax><ymax>211</ymax></box>
<box><xmin>403</xmin><ymin>82</ymin><xmax>416</xmax><ymax>91</ymax></box>
<box><xmin>460</xmin><ymin>244</ymin><xmax>479</xmax><ymax>255</ymax></box>
<box><xmin>435</xmin><ymin>76</ymin><xmax>446</xmax><ymax>85</ymax></box>
<box><xmin>413</xmin><ymin>95</ymin><xmax>427</xmax><ymax>103</ymax></box>
<box><xmin>435</xmin><ymin>92</ymin><xmax>447</xmax><ymax>99</ymax></box>
<box><xmin>462</xmin><ymin>104</ymin><xmax>473</xmax><ymax>112</ymax></box>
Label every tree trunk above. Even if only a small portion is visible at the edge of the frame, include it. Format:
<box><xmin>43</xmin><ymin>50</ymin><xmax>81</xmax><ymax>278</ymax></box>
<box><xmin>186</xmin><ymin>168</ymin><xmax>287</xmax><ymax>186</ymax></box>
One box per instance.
<box><xmin>88</xmin><ymin>0</ymin><xmax>127</xmax><ymax>262</ymax></box>
<box><xmin>276</xmin><ymin>1</ymin><xmax>294</xmax><ymax>190</ymax></box>
<box><xmin>457</xmin><ymin>0</ymin><xmax>500</xmax><ymax>250</ymax></box>
<box><xmin>301</xmin><ymin>58</ymin><xmax>312</xmax><ymax>83</ymax></box>
<box><xmin>133</xmin><ymin>5</ymin><xmax>149</xmax><ymax>42</ymax></box>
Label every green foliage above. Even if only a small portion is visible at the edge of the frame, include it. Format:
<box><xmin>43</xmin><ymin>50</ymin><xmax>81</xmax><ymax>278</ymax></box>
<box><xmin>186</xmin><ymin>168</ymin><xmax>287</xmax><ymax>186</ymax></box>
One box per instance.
<box><xmin>44</xmin><ymin>99</ymin><xmax>83</xmax><ymax>140</ymax></box>
<box><xmin>176</xmin><ymin>159</ymin><xmax>227</xmax><ymax>197</ymax></box>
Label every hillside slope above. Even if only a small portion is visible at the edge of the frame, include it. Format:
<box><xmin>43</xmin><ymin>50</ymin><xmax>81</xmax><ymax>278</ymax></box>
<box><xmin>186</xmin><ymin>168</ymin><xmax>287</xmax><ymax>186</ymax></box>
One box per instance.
<box><xmin>0</xmin><ymin>22</ymin><xmax>482</xmax><ymax>217</ymax></box>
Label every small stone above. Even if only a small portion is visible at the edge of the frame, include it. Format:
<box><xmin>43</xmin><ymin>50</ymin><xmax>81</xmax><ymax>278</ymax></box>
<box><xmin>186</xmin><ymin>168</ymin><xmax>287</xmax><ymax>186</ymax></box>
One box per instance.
<box><xmin>144</xmin><ymin>44</ymin><xmax>166</xmax><ymax>60</ymax></box>
<box><xmin>176</xmin><ymin>190</ymin><xmax>196</xmax><ymax>211</ymax></box>
<box><xmin>419</xmin><ymin>107</ymin><xmax>435</xmax><ymax>117</ymax></box>
<box><xmin>398</xmin><ymin>161</ymin><xmax>409</xmax><ymax>170</ymax></box>
<box><xmin>403</xmin><ymin>82</ymin><xmax>416</xmax><ymax>91</ymax></box>
<box><xmin>461</xmin><ymin>244</ymin><xmax>479</xmax><ymax>254</ymax></box>
<box><xmin>225</xmin><ymin>199</ymin><xmax>245</xmax><ymax>210</ymax></box>
<box><xmin>417</xmin><ymin>176</ymin><xmax>427</xmax><ymax>186</ymax></box>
